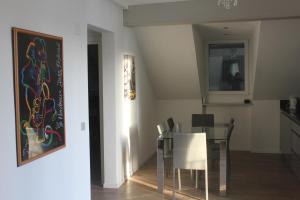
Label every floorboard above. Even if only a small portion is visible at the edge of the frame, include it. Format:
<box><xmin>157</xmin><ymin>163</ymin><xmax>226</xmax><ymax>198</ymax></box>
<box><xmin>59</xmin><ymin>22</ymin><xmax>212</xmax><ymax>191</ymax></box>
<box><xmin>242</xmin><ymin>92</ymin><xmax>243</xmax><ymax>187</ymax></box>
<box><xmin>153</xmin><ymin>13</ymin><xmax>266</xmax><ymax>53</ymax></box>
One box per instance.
<box><xmin>92</xmin><ymin>151</ymin><xmax>300</xmax><ymax>200</ymax></box>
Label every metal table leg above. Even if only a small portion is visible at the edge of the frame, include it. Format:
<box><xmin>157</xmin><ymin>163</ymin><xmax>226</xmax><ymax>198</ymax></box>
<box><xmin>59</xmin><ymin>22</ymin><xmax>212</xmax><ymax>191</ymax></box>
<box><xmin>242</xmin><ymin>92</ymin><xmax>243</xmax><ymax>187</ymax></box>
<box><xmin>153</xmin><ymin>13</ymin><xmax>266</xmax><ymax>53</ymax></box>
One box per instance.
<box><xmin>219</xmin><ymin>141</ymin><xmax>227</xmax><ymax>196</ymax></box>
<box><xmin>157</xmin><ymin>138</ymin><xmax>164</xmax><ymax>194</ymax></box>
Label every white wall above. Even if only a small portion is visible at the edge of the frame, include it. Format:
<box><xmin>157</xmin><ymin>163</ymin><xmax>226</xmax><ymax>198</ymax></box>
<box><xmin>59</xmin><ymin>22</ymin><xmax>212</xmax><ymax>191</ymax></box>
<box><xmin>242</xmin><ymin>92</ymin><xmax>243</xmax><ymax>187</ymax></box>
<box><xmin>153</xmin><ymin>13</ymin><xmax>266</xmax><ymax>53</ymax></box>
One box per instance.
<box><xmin>0</xmin><ymin>1</ymin><xmax>157</xmax><ymax>200</ymax></box>
<box><xmin>251</xmin><ymin>100</ymin><xmax>280</xmax><ymax>153</ymax></box>
<box><xmin>254</xmin><ymin>19</ymin><xmax>300</xmax><ymax>99</ymax></box>
<box><xmin>0</xmin><ymin>0</ymin><xmax>91</xmax><ymax>199</ymax></box>
<box><xmin>156</xmin><ymin>100</ymin><xmax>280</xmax><ymax>153</ymax></box>
<box><xmin>156</xmin><ymin>99</ymin><xmax>202</xmax><ymax>132</ymax></box>
<box><xmin>156</xmin><ymin>99</ymin><xmax>252</xmax><ymax>151</ymax></box>
<box><xmin>121</xmin><ymin>28</ymin><xmax>157</xmax><ymax>177</ymax></box>
<box><xmin>206</xmin><ymin>106</ymin><xmax>253</xmax><ymax>151</ymax></box>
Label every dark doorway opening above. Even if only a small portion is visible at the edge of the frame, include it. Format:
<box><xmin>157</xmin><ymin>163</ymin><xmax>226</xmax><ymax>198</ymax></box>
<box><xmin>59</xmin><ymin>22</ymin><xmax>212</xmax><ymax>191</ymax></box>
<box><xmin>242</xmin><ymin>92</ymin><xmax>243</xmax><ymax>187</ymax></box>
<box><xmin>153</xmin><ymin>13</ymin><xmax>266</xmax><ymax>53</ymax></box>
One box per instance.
<box><xmin>88</xmin><ymin>43</ymin><xmax>102</xmax><ymax>186</ymax></box>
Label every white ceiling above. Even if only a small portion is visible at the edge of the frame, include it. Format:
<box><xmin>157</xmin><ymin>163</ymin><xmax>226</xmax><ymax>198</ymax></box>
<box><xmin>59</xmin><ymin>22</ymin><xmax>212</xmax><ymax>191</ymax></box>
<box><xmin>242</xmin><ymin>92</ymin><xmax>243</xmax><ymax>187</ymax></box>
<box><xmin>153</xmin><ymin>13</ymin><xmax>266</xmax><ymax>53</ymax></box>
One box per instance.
<box><xmin>135</xmin><ymin>24</ymin><xmax>201</xmax><ymax>99</ymax></box>
<box><xmin>124</xmin><ymin>0</ymin><xmax>300</xmax><ymax>26</ymax></box>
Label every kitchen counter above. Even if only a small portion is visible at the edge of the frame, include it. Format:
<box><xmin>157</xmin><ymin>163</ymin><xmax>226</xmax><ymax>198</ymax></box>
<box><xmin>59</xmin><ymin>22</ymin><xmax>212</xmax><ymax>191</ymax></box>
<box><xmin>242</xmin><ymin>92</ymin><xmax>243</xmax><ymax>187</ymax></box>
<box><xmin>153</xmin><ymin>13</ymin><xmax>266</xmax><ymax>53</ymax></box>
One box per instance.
<box><xmin>281</xmin><ymin>109</ymin><xmax>300</xmax><ymax>126</ymax></box>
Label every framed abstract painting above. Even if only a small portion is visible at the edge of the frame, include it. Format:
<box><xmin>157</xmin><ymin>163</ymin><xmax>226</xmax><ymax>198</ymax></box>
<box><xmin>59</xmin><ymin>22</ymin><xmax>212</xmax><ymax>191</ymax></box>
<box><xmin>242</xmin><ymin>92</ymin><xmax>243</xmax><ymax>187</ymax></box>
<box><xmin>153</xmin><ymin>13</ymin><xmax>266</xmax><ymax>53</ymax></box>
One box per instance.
<box><xmin>124</xmin><ymin>55</ymin><xmax>136</xmax><ymax>100</ymax></box>
<box><xmin>12</xmin><ymin>28</ymin><xmax>66</xmax><ymax>166</ymax></box>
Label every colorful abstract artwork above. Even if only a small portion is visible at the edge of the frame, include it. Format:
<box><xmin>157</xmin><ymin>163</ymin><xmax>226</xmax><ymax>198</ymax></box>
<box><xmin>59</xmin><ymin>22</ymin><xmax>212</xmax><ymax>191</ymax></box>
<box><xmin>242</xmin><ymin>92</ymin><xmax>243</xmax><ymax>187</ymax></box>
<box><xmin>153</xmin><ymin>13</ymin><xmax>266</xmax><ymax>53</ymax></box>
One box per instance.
<box><xmin>13</xmin><ymin>28</ymin><xmax>65</xmax><ymax>166</ymax></box>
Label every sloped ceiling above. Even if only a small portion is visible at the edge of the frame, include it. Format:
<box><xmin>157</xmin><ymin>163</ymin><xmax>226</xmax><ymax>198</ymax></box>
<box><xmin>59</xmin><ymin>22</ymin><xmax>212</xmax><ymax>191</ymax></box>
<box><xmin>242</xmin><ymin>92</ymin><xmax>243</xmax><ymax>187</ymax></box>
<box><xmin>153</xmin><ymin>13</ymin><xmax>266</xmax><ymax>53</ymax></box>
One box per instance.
<box><xmin>195</xmin><ymin>21</ymin><xmax>258</xmax><ymax>40</ymax></box>
<box><xmin>135</xmin><ymin>25</ymin><xmax>201</xmax><ymax>99</ymax></box>
<box><xmin>113</xmin><ymin>0</ymin><xmax>191</xmax><ymax>8</ymax></box>
<box><xmin>135</xmin><ymin>20</ymin><xmax>300</xmax><ymax>100</ymax></box>
<box><xmin>254</xmin><ymin>19</ymin><xmax>300</xmax><ymax>100</ymax></box>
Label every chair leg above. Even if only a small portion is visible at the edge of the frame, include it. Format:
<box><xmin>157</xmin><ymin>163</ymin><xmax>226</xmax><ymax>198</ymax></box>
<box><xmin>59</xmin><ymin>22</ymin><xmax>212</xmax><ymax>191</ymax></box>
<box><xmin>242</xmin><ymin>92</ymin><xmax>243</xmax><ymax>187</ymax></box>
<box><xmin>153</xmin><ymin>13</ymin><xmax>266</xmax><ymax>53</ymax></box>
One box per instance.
<box><xmin>195</xmin><ymin>170</ymin><xmax>198</xmax><ymax>188</ymax></box>
<box><xmin>205</xmin><ymin>168</ymin><xmax>209</xmax><ymax>200</ymax></box>
<box><xmin>227</xmin><ymin>150</ymin><xmax>231</xmax><ymax>185</ymax></box>
<box><xmin>190</xmin><ymin>169</ymin><xmax>193</xmax><ymax>180</ymax></box>
<box><xmin>177</xmin><ymin>169</ymin><xmax>181</xmax><ymax>191</ymax></box>
<box><xmin>165</xmin><ymin>158</ymin><xmax>172</xmax><ymax>177</ymax></box>
<box><xmin>173</xmin><ymin>168</ymin><xmax>176</xmax><ymax>200</ymax></box>
<box><xmin>166</xmin><ymin>158</ymin><xmax>170</xmax><ymax>177</ymax></box>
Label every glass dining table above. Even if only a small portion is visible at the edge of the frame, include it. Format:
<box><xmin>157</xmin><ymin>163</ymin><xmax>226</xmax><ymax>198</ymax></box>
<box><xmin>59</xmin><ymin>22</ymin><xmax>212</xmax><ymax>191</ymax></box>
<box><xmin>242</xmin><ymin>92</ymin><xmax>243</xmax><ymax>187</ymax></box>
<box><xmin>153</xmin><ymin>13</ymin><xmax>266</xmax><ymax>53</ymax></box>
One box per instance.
<box><xmin>157</xmin><ymin>123</ymin><xmax>230</xmax><ymax>196</ymax></box>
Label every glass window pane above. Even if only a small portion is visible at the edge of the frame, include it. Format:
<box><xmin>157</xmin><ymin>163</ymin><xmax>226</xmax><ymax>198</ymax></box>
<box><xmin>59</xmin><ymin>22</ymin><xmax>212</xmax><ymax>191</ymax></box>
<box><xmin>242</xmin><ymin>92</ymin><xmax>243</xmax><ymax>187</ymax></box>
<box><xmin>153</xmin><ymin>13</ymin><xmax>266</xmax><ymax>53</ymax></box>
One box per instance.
<box><xmin>208</xmin><ymin>43</ymin><xmax>245</xmax><ymax>91</ymax></box>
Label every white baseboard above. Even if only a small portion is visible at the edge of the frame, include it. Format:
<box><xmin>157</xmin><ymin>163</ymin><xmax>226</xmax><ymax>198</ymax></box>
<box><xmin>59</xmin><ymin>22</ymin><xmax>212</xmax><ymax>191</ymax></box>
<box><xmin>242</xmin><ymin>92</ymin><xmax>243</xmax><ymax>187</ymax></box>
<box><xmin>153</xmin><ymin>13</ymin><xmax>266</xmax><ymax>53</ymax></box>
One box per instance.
<box><xmin>103</xmin><ymin>179</ymin><xmax>124</xmax><ymax>189</ymax></box>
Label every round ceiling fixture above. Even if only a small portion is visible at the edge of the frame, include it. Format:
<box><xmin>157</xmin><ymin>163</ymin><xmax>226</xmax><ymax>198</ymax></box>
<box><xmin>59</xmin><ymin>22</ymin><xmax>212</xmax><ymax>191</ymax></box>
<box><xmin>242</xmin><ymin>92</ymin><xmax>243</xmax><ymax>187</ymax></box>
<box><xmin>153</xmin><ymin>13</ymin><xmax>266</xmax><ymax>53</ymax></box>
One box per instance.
<box><xmin>217</xmin><ymin>0</ymin><xmax>238</xmax><ymax>9</ymax></box>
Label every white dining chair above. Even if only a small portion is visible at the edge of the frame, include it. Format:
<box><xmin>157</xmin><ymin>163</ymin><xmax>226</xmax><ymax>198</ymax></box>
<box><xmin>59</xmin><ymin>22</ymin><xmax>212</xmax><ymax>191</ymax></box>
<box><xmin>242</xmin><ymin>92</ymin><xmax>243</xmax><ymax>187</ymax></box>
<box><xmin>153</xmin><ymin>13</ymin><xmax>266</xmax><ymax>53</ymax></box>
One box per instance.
<box><xmin>157</xmin><ymin>123</ymin><xmax>168</xmax><ymax>136</ymax></box>
<box><xmin>173</xmin><ymin>133</ymin><xmax>209</xmax><ymax>200</ymax></box>
<box><xmin>157</xmin><ymin>123</ymin><xmax>173</xmax><ymax>176</ymax></box>
<box><xmin>157</xmin><ymin>121</ymin><xmax>184</xmax><ymax>179</ymax></box>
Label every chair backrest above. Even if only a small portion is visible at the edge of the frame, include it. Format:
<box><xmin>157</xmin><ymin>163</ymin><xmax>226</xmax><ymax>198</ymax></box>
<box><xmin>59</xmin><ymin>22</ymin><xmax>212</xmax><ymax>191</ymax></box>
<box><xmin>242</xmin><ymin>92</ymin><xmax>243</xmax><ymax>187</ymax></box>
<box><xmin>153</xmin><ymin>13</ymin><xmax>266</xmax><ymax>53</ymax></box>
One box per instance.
<box><xmin>174</xmin><ymin>122</ymin><xmax>181</xmax><ymax>133</ymax></box>
<box><xmin>157</xmin><ymin>123</ymin><xmax>168</xmax><ymax>135</ymax></box>
<box><xmin>166</xmin><ymin>117</ymin><xmax>175</xmax><ymax>132</ymax></box>
<box><xmin>192</xmin><ymin>114</ymin><xmax>214</xmax><ymax>127</ymax></box>
<box><xmin>173</xmin><ymin>133</ymin><xmax>207</xmax><ymax>170</ymax></box>
<box><xmin>227</xmin><ymin>118</ymin><xmax>235</xmax><ymax>142</ymax></box>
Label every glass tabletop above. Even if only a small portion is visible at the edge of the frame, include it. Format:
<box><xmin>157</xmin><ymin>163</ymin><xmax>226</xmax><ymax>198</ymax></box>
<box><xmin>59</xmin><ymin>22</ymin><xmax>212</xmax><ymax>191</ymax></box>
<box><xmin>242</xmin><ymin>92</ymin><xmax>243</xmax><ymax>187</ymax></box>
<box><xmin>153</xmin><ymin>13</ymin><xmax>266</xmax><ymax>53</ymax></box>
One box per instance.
<box><xmin>159</xmin><ymin>123</ymin><xmax>229</xmax><ymax>141</ymax></box>
<box><xmin>191</xmin><ymin>126</ymin><xmax>228</xmax><ymax>140</ymax></box>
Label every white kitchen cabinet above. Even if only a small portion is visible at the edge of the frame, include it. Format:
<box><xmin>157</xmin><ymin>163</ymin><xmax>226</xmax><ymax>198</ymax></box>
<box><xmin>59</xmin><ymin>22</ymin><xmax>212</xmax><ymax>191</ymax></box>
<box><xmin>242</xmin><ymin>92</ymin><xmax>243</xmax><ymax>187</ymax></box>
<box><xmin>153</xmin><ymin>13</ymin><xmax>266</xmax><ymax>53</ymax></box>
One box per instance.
<box><xmin>280</xmin><ymin>112</ymin><xmax>300</xmax><ymax>179</ymax></box>
<box><xmin>280</xmin><ymin>113</ymin><xmax>291</xmax><ymax>157</ymax></box>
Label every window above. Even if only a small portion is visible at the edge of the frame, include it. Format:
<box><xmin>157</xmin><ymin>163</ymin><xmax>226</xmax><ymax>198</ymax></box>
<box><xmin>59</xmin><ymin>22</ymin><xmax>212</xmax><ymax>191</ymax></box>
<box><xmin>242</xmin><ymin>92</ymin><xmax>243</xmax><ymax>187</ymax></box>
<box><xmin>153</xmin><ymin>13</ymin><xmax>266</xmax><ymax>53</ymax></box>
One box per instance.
<box><xmin>207</xmin><ymin>42</ymin><xmax>247</xmax><ymax>92</ymax></box>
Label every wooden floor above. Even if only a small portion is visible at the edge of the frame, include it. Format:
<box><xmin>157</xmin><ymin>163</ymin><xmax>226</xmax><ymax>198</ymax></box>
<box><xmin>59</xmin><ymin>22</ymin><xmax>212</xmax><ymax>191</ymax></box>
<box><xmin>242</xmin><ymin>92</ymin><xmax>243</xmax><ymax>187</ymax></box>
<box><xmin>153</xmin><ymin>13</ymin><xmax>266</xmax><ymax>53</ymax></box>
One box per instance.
<box><xmin>92</xmin><ymin>151</ymin><xmax>300</xmax><ymax>200</ymax></box>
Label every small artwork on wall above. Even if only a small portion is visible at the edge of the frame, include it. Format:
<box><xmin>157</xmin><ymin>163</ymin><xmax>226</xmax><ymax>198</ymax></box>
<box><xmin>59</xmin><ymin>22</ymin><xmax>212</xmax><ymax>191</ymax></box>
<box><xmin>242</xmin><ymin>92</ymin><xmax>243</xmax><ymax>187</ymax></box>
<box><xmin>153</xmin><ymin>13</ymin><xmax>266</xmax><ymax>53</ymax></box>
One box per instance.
<box><xmin>12</xmin><ymin>28</ymin><xmax>66</xmax><ymax>166</ymax></box>
<box><xmin>124</xmin><ymin>55</ymin><xmax>136</xmax><ymax>100</ymax></box>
